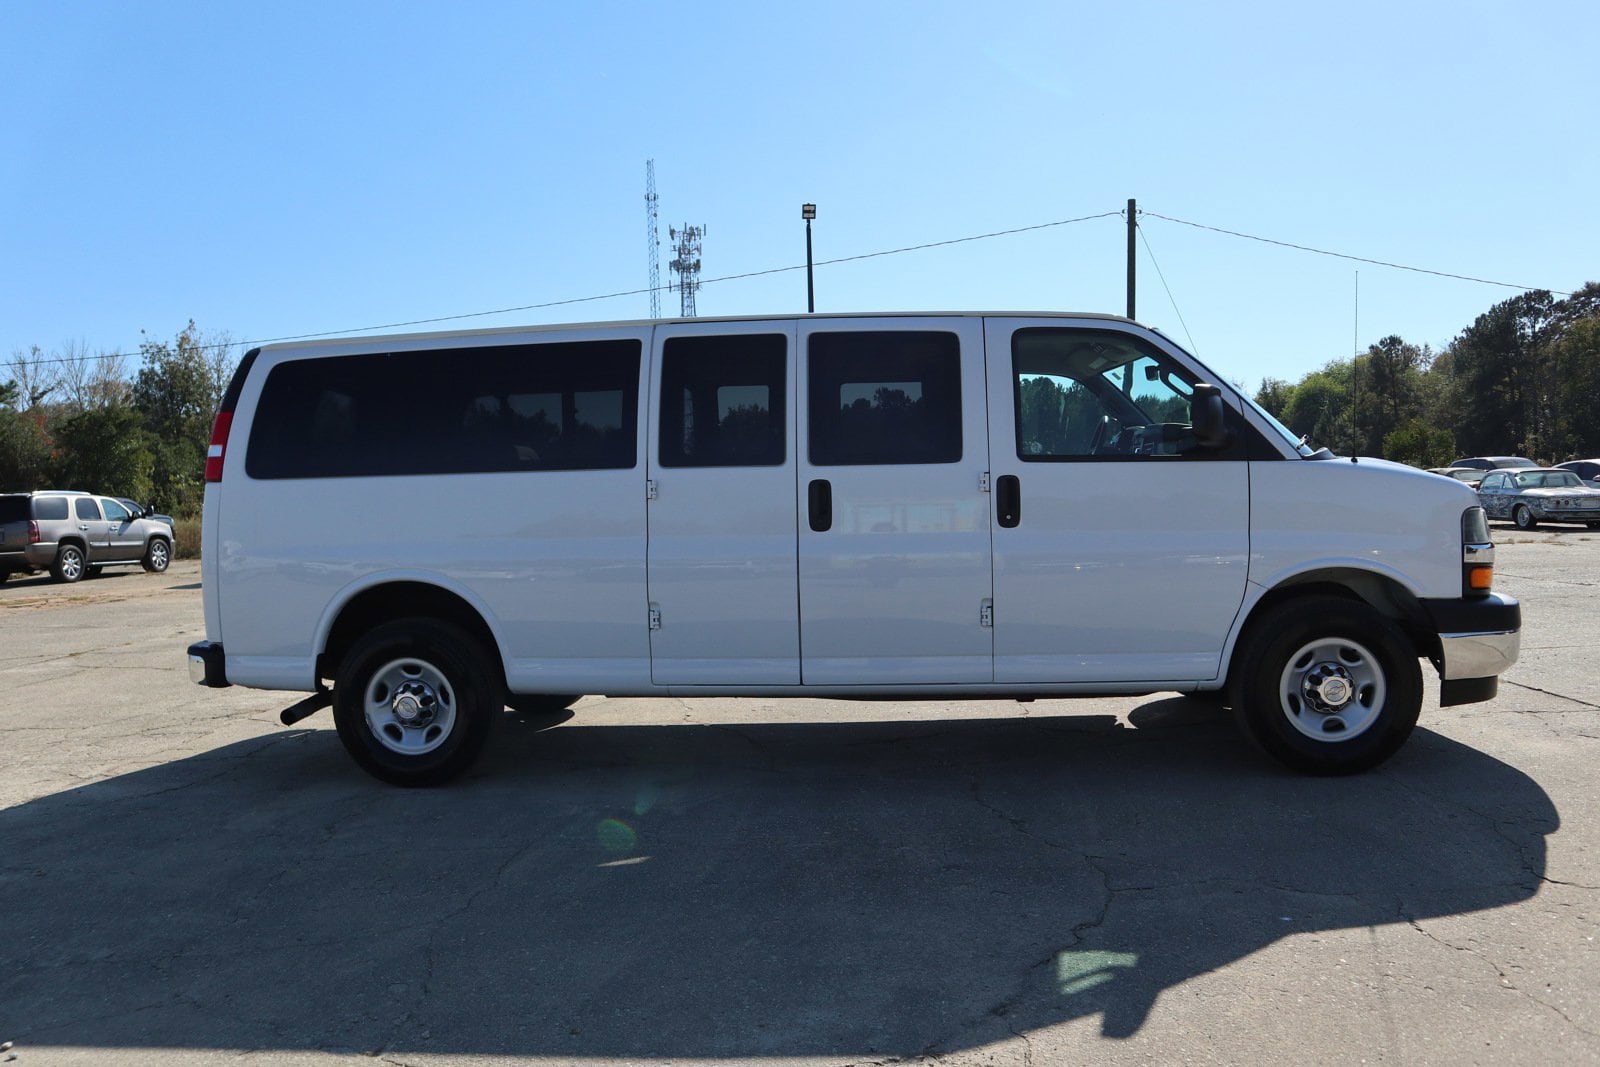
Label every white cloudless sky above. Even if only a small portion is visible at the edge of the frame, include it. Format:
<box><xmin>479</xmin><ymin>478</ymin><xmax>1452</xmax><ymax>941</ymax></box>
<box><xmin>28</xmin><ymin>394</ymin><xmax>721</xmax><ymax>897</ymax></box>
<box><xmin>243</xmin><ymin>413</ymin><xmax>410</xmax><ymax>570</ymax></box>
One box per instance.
<box><xmin>3</xmin><ymin>1</ymin><xmax>1595</xmax><ymax>391</ymax></box>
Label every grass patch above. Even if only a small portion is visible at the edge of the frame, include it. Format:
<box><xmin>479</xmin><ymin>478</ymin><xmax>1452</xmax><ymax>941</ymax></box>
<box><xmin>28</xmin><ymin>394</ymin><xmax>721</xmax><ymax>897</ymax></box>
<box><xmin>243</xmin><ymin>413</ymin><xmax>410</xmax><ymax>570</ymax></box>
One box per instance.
<box><xmin>173</xmin><ymin>517</ymin><xmax>202</xmax><ymax>559</ymax></box>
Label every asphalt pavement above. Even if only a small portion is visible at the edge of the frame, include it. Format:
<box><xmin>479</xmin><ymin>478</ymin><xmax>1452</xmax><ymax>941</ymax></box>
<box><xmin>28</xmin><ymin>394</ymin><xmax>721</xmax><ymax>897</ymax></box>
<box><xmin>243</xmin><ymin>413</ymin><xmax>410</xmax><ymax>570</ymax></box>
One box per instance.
<box><xmin>1</xmin><ymin>530</ymin><xmax>1596</xmax><ymax>1066</ymax></box>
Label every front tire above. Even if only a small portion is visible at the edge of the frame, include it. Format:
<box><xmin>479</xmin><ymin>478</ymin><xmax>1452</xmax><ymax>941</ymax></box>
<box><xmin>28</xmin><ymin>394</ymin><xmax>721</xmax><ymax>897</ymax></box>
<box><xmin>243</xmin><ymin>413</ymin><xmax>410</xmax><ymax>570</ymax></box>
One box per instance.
<box><xmin>333</xmin><ymin>618</ymin><xmax>499</xmax><ymax>786</ymax></box>
<box><xmin>1514</xmin><ymin>505</ymin><xmax>1538</xmax><ymax>530</ymax></box>
<box><xmin>142</xmin><ymin>537</ymin><xmax>171</xmax><ymax>573</ymax></box>
<box><xmin>1230</xmin><ymin>596</ymin><xmax>1421</xmax><ymax>775</ymax></box>
<box><xmin>51</xmin><ymin>544</ymin><xmax>86</xmax><ymax>583</ymax></box>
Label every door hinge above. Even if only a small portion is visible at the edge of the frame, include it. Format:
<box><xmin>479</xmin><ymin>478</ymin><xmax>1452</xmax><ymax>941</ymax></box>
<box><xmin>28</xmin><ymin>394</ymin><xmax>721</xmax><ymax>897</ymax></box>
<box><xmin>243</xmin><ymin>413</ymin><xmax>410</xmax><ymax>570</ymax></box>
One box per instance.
<box><xmin>646</xmin><ymin>479</ymin><xmax>658</xmax><ymax>500</ymax></box>
<box><xmin>980</xmin><ymin>599</ymin><xmax>994</xmax><ymax>628</ymax></box>
<box><xmin>648</xmin><ymin>604</ymin><xmax>662</xmax><ymax>630</ymax></box>
<box><xmin>980</xmin><ymin>471</ymin><xmax>991</xmax><ymax>493</ymax></box>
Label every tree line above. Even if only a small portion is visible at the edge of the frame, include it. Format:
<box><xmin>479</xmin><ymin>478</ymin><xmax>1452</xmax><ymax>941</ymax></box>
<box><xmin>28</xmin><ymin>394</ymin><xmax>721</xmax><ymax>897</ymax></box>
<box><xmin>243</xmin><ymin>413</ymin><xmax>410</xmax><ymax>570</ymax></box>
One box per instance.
<box><xmin>1256</xmin><ymin>282</ymin><xmax>1600</xmax><ymax>468</ymax></box>
<box><xmin>1</xmin><ymin>322</ymin><xmax>238</xmax><ymax>517</ymax></box>
<box><xmin>5</xmin><ymin>284</ymin><xmax>1598</xmax><ymax>515</ymax></box>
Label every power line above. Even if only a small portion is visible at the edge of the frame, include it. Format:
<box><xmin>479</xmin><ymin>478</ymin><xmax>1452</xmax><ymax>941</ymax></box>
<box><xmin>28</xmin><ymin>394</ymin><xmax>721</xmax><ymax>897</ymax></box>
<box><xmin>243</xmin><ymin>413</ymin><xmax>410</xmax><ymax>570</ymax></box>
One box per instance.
<box><xmin>7</xmin><ymin>206</ymin><xmax>1575</xmax><ymax>369</ymax></box>
<box><xmin>1140</xmin><ymin>211</ymin><xmax>1571</xmax><ymax>296</ymax></box>
<box><xmin>8</xmin><ymin>210</ymin><xmax>1124</xmax><ymax>367</ymax></box>
<box><xmin>1135</xmin><ymin>221</ymin><xmax>1201</xmax><ymax>356</ymax></box>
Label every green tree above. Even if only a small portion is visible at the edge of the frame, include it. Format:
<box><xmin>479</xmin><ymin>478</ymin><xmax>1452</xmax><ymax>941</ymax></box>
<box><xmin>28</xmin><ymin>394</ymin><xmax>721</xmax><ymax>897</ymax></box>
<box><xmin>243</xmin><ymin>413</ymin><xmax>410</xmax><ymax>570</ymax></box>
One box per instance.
<box><xmin>131</xmin><ymin>321</ymin><xmax>237</xmax><ymax>515</ymax></box>
<box><xmin>52</xmin><ymin>404</ymin><xmax>154</xmax><ymax>502</ymax></box>
<box><xmin>1354</xmin><ymin>335</ymin><xmax>1429</xmax><ymax>457</ymax></box>
<box><xmin>1281</xmin><ymin>363</ymin><xmax>1355</xmax><ymax>454</ymax></box>
<box><xmin>0</xmin><ymin>379</ymin><xmax>55</xmax><ymax>489</ymax></box>
<box><xmin>1382</xmin><ymin>418</ymin><xmax>1455</xmax><ymax>469</ymax></box>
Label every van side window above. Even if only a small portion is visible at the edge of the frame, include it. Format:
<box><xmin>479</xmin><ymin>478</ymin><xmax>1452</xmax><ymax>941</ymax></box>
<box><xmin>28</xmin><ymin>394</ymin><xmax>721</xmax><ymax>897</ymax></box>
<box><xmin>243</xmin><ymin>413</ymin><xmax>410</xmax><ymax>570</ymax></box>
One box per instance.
<box><xmin>245</xmin><ymin>340</ymin><xmax>641</xmax><ymax>478</ymax></box>
<box><xmin>807</xmin><ymin>331</ymin><xmax>962</xmax><ymax>466</ymax></box>
<box><xmin>1013</xmin><ymin>328</ymin><xmax>1212</xmax><ymax>460</ymax></box>
<box><xmin>101</xmin><ymin>499</ymin><xmax>131</xmax><ymax>522</ymax></box>
<box><xmin>659</xmin><ymin>334</ymin><xmax>786</xmax><ymax>467</ymax></box>
<box><xmin>74</xmin><ymin>498</ymin><xmax>102</xmax><ymax>521</ymax></box>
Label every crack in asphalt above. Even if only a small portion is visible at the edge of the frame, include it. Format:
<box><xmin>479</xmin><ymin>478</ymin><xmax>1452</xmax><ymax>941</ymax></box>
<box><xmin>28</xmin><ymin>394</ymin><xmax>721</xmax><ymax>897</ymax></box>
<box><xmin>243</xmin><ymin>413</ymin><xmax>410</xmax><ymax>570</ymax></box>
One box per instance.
<box><xmin>1503</xmin><ymin>678</ymin><xmax>1600</xmax><ymax>711</ymax></box>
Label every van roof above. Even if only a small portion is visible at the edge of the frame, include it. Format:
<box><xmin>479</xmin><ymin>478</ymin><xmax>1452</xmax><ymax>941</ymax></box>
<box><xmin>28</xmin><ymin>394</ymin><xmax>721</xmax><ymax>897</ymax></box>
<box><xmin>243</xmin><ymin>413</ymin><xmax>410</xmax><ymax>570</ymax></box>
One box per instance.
<box><xmin>255</xmin><ymin>310</ymin><xmax>1138</xmax><ymax>356</ymax></box>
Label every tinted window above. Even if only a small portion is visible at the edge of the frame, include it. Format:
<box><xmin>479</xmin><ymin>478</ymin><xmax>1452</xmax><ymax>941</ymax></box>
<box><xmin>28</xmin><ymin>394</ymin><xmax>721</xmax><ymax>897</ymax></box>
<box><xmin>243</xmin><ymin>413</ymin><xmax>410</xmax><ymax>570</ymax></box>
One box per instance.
<box><xmin>807</xmin><ymin>331</ymin><xmax>962</xmax><ymax>466</ymax></box>
<box><xmin>0</xmin><ymin>497</ymin><xmax>28</xmax><ymax>524</ymax></box>
<box><xmin>75</xmin><ymin>498</ymin><xmax>102</xmax><ymax>520</ymax></box>
<box><xmin>1013</xmin><ymin>328</ymin><xmax>1220</xmax><ymax>461</ymax></box>
<box><xmin>32</xmin><ymin>497</ymin><xmax>69</xmax><ymax>521</ymax></box>
<box><xmin>659</xmin><ymin>334</ymin><xmax>786</xmax><ymax>468</ymax></box>
<box><xmin>246</xmin><ymin>340</ymin><xmax>641</xmax><ymax>479</ymax></box>
<box><xmin>102</xmin><ymin>499</ymin><xmax>131</xmax><ymax>522</ymax></box>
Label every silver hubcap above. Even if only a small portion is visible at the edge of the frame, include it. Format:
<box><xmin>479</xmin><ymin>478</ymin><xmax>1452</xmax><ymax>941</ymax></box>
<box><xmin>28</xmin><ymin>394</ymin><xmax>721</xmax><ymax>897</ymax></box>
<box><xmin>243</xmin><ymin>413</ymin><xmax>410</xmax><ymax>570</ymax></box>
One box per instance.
<box><xmin>60</xmin><ymin>550</ymin><xmax>82</xmax><ymax>580</ymax></box>
<box><xmin>151</xmin><ymin>543</ymin><xmax>168</xmax><ymax>568</ymax></box>
<box><xmin>1278</xmin><ymin>636</ymin><xmax>1385</xmax><ymax>742</ymax></box>
<box><xmin>363</xmin><ymin>657</ymin><xmax>457</xmax><ymax>756</ymax></box>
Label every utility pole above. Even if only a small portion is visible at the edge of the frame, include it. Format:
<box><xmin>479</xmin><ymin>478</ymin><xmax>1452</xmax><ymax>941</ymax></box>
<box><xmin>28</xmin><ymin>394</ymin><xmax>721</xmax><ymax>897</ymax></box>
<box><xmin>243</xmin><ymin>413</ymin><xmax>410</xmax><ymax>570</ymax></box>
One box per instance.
<box><xmin>1126</xmin><ymin>198</ymin><xmax>1137</xmax><ymax>320</ymax></box>
<box><xmin>802</xmin><ymin>203</ymin><xmax>816</xmax><ymax>313</ymax></box>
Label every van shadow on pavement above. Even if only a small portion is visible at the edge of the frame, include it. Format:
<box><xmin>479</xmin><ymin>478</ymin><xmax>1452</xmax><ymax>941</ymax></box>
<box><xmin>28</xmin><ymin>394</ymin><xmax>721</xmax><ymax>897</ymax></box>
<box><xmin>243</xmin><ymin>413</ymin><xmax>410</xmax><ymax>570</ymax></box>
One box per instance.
<box><xmin>1</xmin><ymin>699</ymin><xmax>1555</xmax><ymax>1059</ymax></box>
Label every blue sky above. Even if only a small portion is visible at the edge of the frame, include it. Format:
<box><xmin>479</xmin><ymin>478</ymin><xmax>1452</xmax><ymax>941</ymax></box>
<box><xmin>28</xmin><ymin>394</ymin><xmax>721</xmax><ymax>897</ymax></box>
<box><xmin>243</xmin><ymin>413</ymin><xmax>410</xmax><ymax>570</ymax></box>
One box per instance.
<box><xmin>3</xmin><ymin>1</ymin><xmax>1595</xmax><ymax>392</ymax></box>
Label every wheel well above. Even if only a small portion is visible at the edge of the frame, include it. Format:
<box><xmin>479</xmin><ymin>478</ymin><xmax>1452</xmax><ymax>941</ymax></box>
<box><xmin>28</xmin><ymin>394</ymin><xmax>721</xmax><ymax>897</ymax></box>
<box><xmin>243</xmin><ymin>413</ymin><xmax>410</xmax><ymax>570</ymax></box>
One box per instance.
<box><xmin>56</xmin><ymin>537</ymin><xmax>86</xmax><ymax>554</ymax></box>
<box><xmin>1227</xmin><ymin>569</ymin><xmax>1437</xmax><ymax>688</ymax></box>
<box><xmin>319</xmin><ymin>582</ymin><xmax>505</xmax><ymax>693</ymax></box>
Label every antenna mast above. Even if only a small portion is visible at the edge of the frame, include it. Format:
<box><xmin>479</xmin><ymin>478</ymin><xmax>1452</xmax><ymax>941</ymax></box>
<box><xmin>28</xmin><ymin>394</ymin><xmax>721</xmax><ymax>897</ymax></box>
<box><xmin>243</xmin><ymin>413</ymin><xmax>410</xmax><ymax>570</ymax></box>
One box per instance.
<box><xmin>668</xmin><ymin>223</ymin><xmax>706</xmax><ymax>317</ymax></box>
<box><xmin>644</xmin><ymin>160</ymin><xmax>661</xmax><ymax>319</ymax></box>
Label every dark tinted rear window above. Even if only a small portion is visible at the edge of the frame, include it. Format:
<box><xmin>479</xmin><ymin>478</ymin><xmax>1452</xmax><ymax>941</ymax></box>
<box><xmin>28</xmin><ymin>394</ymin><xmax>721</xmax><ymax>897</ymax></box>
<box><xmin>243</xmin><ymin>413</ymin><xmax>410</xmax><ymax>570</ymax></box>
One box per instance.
<box><xmin>31</xmin><ymin>497</ymin><xmax>69</xmax><ymax>520</ymax></box>
<box><xmin>245</xmin><ymin>340</ymin><xmax>642</xmax><ymax>479</ymax></box>
<box><xmin>0</xmin><ymin>497</ymin><xmax>28</xmax><ymax>523</ymax></box>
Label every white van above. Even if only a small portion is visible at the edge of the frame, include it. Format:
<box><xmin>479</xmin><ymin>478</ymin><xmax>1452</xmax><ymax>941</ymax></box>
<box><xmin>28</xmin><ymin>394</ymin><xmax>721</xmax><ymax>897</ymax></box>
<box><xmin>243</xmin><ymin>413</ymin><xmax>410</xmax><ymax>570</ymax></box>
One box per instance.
<box><xmin>187</xmin><ymin>313</ymin><xmax>1520</xmax><ymax>785</ymax></box>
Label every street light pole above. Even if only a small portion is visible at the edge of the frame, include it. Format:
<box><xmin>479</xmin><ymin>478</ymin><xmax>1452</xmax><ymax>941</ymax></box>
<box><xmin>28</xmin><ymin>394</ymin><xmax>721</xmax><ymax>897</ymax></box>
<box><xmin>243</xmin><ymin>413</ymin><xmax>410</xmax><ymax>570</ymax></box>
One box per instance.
<box><xmin>802</xmin><ymin>203</ymin><xmax>816</xmax><ymax>313</ymax></box>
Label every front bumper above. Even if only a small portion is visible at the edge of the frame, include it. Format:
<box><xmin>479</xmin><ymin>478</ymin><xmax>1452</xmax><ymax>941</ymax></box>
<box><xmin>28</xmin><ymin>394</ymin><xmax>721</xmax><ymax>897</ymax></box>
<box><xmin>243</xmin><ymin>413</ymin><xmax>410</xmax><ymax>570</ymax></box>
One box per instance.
<box><xmin>1419</xmin><ymin>594</ymin><xmax>1520</xmax><ymax>706</ymax></box>
<box><xmin>187</xmin><ymin>641</ymin><xmax>231</xmax><ymax>688</ymax></box>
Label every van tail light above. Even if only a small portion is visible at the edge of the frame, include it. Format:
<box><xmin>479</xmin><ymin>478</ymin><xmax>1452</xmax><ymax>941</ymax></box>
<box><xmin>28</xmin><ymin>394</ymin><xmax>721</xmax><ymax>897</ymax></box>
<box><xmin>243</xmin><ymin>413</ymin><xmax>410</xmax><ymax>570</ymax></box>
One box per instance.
<box><xmin>205</xmin><ymin>347</ymin><xmax>258</xmax><ymax>484</ymax></box>
<box><xmin>27</xmin><ymin>520</ymin><xmax>39</xmax><ymax>544</ymax></box>
<box><xmin>204</xmin><ymin>411</ymin><xmax>233</xmax><ymax>483</ymax></box>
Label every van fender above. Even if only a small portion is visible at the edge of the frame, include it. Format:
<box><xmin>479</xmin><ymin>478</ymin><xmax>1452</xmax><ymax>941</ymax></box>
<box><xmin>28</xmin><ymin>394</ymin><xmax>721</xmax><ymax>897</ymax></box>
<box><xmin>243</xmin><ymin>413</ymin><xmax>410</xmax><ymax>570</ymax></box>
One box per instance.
<box><xmin>312</xmin><ymin>569</ymin><xmax>511</xmax><ymax>684</ymax></box>
<box><xmin>1218</xmin><ymin>558</ymin><xmax>1429</xmax><ymax>687</ymax></box>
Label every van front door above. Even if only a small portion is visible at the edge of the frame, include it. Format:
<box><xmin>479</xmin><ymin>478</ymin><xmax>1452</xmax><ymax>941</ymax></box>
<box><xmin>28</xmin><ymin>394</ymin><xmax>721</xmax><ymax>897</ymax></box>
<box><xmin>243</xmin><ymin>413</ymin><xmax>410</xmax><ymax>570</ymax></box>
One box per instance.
<box><xmin>645</xmin><ymin>323</ymin><xmax>801</xmax><ymax>685</ymax></box>
<box><xmin>984</xmin><ymin>320</ymin><xmax>1250</xmax><ymax>684</ymax></box>
<box><xmin>796</xmin><ymin>319</ymin><xmax>993</xmax><ymax>685</ymax></box>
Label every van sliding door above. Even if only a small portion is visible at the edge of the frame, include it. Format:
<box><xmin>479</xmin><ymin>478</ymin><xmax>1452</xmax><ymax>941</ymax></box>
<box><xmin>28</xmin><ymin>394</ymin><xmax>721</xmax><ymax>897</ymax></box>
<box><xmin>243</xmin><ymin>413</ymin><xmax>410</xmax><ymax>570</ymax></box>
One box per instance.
<box><xmin>645</xmin><ymin>322</ymin><xmax>801</xmax><ymax>685</ymax></box>
<box><xmin>796</xmin><ymin>319</ymin><xmax>993</xmax><ymax>685</ymax></box>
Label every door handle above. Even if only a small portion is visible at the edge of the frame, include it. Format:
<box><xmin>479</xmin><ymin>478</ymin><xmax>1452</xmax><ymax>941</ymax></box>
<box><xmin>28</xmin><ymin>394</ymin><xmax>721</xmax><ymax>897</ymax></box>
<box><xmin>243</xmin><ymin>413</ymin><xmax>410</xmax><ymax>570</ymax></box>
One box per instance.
<box><xmin>996</xmin><ymin>475</ymin><xmax>1021</xmax><ymax>528</ymax></box>
<box><xmin>808</xmin><ymin>479</ymin><xmax>832</xmax><ymax>532</ymax></box>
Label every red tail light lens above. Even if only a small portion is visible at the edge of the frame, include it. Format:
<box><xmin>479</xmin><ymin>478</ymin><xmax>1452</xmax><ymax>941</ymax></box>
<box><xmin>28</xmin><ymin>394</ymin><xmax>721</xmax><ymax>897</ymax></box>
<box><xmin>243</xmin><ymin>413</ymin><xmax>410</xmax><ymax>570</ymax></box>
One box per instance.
<box><xmin>28</xmin><ymin>520</ymin><xmax>40</xmax><ymax>544</ymax></box>
<box><xmin>204</xmin><ymin>411</ymin><xmax>233</xmax><ymax>482</ymax></box>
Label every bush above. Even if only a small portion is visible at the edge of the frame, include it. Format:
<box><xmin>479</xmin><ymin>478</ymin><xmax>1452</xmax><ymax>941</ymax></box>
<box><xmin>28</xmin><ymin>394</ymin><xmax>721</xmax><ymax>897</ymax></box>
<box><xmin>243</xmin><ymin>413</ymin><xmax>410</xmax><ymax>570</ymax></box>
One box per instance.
<box><xmin>173</xmin><ymin>517</ymin><xmax>202</xmax><ymax>560</ymax></box>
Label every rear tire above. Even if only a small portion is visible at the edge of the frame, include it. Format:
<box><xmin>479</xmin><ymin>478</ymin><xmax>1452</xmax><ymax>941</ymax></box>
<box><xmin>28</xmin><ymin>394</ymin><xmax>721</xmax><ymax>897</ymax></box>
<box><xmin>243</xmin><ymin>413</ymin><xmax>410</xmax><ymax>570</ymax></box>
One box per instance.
<box><xmin>333</xmin><ymin>618</ymin><xmax>499</xmax><ymax>786</ymax></box>
<box><xmin>1230</xmin><ymin>596</ymin><xmax>1421</xmax><ymax>775</ymax></box>
<box><xmin>51</xmin><ymin>544</ymin><xmax>86</xmax><ymax>583</ymax></box>
<box><xmin>1513</xmin><ymin>505</ymin><xmax>1538</xmax><ymax>530</ymax></box>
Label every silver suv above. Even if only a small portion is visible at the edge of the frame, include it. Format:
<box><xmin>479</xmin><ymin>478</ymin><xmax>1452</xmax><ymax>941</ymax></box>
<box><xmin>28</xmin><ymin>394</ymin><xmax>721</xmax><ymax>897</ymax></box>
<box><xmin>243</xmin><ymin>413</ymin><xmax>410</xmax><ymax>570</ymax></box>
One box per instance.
<box><xmin>0</xmin><ymin>491</ymin><xmax>174</xmax><ymax>583</ymax></box>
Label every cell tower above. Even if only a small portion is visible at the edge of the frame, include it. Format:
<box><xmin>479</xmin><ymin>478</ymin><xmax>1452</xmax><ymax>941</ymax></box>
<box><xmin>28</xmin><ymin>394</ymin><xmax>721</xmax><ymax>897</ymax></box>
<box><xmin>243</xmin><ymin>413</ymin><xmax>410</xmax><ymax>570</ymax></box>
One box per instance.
<box><xmin>668</xmin><ymin>223</ymin><xmax>705</xmax><ymax>317</ymax></box>
<box><xmin>644</xmin><ymin>160</ymin><xmax>661</xmax><ymax>319</ymax></box>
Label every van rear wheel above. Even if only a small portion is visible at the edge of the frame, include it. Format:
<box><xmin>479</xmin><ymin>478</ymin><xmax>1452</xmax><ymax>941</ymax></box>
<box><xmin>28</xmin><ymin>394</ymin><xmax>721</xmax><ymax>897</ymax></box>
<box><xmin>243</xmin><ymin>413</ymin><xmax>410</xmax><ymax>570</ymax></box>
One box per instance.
<box><xmin>1230</xmin><ymin>596</ymin><xmax>1421</xmax><ymax>775</ymax></box>
<box><xmin>51</xmin><ymin>544</ymin><xmax>86</xmax><ymax>583</ymax></box>
<box><xmin>333</xmin><ymin>618</ymin><xmax>498</xmax><ymax>786</ymax></box>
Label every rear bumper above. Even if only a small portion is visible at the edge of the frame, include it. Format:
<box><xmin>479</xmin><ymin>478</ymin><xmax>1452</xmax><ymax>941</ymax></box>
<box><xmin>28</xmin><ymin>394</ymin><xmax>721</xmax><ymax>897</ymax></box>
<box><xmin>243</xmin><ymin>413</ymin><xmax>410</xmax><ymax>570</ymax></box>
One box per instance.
<box><xmin>187</xmin><ymin>641</ymin><xmax>231</xmax><ymax>688</ymax></box>
<box><xmin>1419</xmin><ymin>594</ymin><xmax>1520</xmax><ymax>706</ymax></box>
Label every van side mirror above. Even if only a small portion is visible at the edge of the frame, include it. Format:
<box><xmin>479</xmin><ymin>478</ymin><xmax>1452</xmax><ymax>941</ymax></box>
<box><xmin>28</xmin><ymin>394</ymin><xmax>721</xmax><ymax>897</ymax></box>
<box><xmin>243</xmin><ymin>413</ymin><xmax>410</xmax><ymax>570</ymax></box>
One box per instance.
<box><xmin>1191</xmin><ymin>383</ymin><xmax>1233</xmax><ymax>451</ymax></box>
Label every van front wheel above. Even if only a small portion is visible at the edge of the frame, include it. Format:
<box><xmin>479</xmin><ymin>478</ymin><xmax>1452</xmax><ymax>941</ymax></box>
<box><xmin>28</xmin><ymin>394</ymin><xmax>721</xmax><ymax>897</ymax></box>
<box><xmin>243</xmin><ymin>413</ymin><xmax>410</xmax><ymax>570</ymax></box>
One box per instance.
<box><xmin>333</xmin><ymin>618</ymin><xmax>498</xmax><ymax>786</ymax></box>
<box><xmin>1230</xmin><ymin>596</ymin><xmax>1421</xmax><ymax>775</ymax></box>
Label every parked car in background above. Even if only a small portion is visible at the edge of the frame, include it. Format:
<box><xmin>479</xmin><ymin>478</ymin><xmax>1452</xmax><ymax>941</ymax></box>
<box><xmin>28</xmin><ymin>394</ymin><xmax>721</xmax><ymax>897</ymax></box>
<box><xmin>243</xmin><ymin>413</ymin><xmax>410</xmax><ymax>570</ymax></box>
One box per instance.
<box><xmin>1452</xmin><ymin>456</ymin><xmax>1539</xmax><ymax>472</ymax></box>
<box><xmin>0</xmin><ymin>491</ymin><xmax>175</xmax><ymax>582</ymax></box>
<box><xmin>1427</xmin><ymin>466</ymin><xmax>1486</xmax><ymax>488</ymax></box>
<box><xmin>1477</xmin><ymin>469</ymin><xmax>1600</xmax><ymax>529</ymax></box>
<box><xmin>1554</xmin><ymin>459</ymin><xmax>1600</xmax><ymax>489</ymax></box>
<box><xmin>116</xmin><ymin>497</ymin><xmax>175</xmax><ymax>530</ymax></box>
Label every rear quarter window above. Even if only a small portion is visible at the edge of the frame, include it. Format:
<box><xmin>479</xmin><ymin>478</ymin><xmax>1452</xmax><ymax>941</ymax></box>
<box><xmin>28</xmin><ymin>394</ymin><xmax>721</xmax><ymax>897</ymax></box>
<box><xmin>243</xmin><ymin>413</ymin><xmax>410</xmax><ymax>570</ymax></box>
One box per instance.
<box><xmin>0</xmin><ymin>497</ymin><xmax>29</xmax><ymax>523</ymax></box>
<box><xmin>31</xmin><ymin>497</ymin><xmax>69</xmax><ymax>521</ymax></box>
<box><xmin>245</xmin><ymin>339</ymin><xmax>642</xmax><ymax>479</ymax></box>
